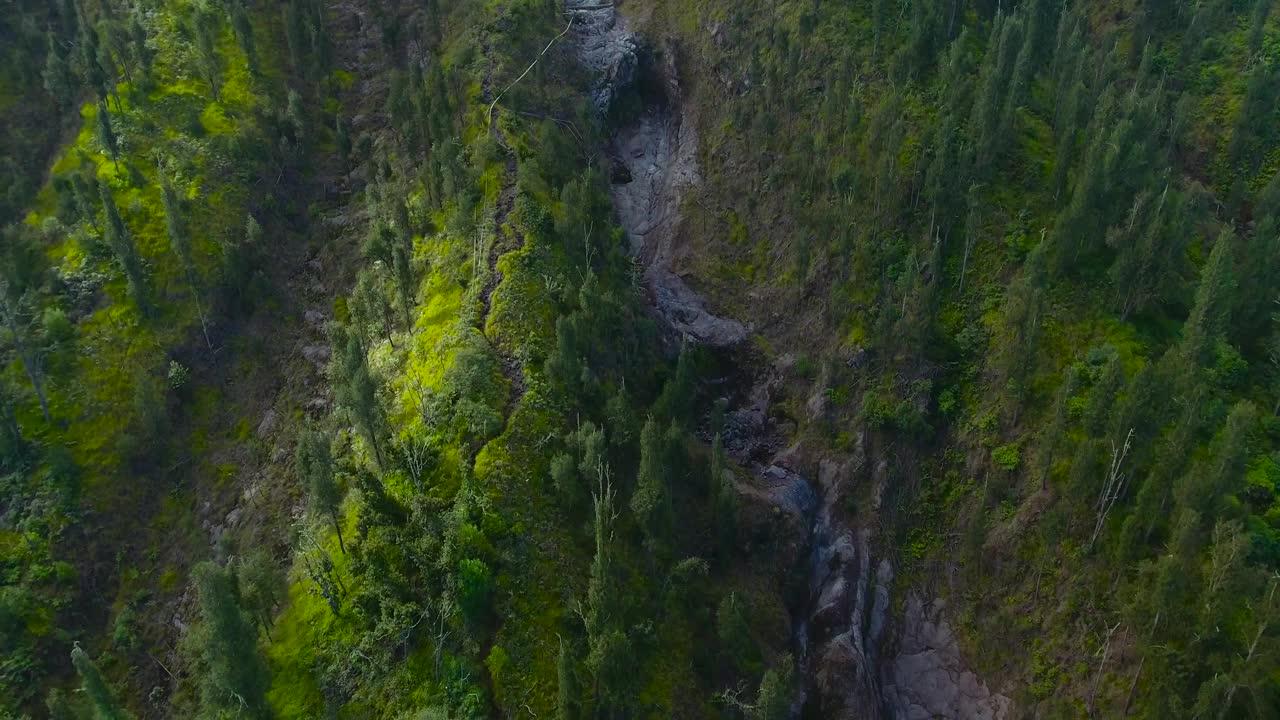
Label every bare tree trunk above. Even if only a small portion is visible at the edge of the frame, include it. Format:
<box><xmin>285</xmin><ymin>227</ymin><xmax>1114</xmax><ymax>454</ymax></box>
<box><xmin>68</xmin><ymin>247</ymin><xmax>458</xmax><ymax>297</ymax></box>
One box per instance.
<box><xmin>1087</xmin><ymin>621</ymin><xmax>1122</xmax><ymax>716</ymax></box>
<box><xmin>332</xmin><ymin>512</ymin><xmax>346</xmax><ymax>555</ymax></box>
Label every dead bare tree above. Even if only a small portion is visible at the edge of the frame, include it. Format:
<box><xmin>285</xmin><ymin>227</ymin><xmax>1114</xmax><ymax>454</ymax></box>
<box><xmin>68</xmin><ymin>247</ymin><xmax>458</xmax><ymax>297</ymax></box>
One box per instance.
<box><xmin>1088</xmin><ymin>428</ymin><xmax>1134</xmax><ymax>552</ymax></box>
<box><xmin>1216</xmin><ymin>575</ymin><xmax>1280</xmax><ymax>720</ymax></box>
<box><xmin>1087</xmin><ymin>620</ymin><xmax>1123</xmax><ymax>716</ymax></box>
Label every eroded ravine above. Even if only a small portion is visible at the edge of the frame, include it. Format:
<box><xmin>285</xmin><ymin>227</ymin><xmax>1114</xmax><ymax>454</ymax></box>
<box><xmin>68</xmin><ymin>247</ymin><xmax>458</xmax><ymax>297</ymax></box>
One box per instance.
<box><xmin>567</xmin><ymin>2</ymin><xmax>1012</xmax><ymax>718</ymax></box>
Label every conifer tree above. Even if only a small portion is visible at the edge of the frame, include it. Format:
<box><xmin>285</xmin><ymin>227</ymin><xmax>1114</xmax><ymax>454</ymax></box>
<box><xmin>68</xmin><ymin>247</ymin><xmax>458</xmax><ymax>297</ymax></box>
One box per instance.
<box><xmin>296</xmin><ymin>428</ymin><xmax>345</xmax><ymax>553</ymax></box>
<box><xmin>128</xmin><ymin>11</ymin><xmax>153</xmax><ymax>87</ymax></box>
<box><xmin>631</xmin><ymin>417</ymin><xmax>671</xmax><ymax>556</ymax></box>
<box><xmin>0</xmin><ymin>230</ymin><xmax>52</xmax><ymax>424</ymax></box>
<box><xmin>192</xmin><ymin>4</ymin><xmax>224</xmax><ymax>101</ymax></box>
<box><xmin>95</xmin><ymin>102</ymin><xmax>120</xmax><ymax>171</ymax></box>
<box><xmin>1180</xmin><ymin>231</ymin><xmax>1237</xmax><ymax>374</ymax></box>
<box><xmin>79</xmin><ymin>27</ymin><xmax>110</xmax><ymax>104</ymax></box>
<box><xmin>330</xmin><ymin>325</ymin><xmax>386</xmax><ymax>467</ymax></box>
<box><xmin>100</xmin><ymin>184</ymin><xmax>150</xmax><ymax>314</ymax></box>
<box><xmin>70</xmin><ymin>644</ymin><xmax>133</xmax><ymax>720</ymax></box>
<box><xmin>161</xmin><ymin>178</ymin><xmax>211</xmax><ymax>349</ymax></box>
<box><xmin>190</xmin><ymin>561</ymin><xmax>271</xmax><ymax>719</ymax></box>
<box><xmin>992</xmin><ymin>239</ymin><xmax>1048</xmax><ymax>412</ymax></box>
<box><xmin>283</xmin><ymin>1</ymin><xmax>306</xmax><ymax>73</ymax></box>
<box><xmin>1175</xmin><ymin>401</ymin><xmax>1256</xmax><ymax>525</ymax></box>
<box><xmin>753</xmin><ymin>657</ymin><xmax>794</xmax><ymax>720</ymax></box>
<box><xmin>350</xmin><ymin>269</ymin><xmax>394</xmax><ymax>346</ymax></box>
<box><xmin>0</xmin><ymin>377</ymin><xmax>23</xmax><ymax>465</ymax></box>
<box><xmin>1037</xmin><ymin>371</ymin><xmax>1078</xmax><ymax>489</ymax></box>
<box><xmin>236</xmin><ymin>550</ymin><xmax>284</xmax><ymax>634</ymax></box>
<box><xmin>229</xmin><ymin>1</ymin><xmax>259</xmax><ymax>76</ymax></box>
<box><xmin>557</xmin><ymin>636</ymin><xmax>578</xmax><ymax>720</ymax></box>
<box><xmin>43</xmin><ymin>34</ymin><xmax>76</xmax><ymax>112</ymax></box>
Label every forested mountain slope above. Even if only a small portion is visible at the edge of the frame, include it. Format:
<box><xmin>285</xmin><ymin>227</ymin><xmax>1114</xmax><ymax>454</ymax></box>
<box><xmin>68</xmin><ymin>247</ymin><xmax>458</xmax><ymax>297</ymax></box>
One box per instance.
<box><xmin>2</xmin><ymin>1</ymin><xmax>1280</xmax><ymax>719</ymax></box>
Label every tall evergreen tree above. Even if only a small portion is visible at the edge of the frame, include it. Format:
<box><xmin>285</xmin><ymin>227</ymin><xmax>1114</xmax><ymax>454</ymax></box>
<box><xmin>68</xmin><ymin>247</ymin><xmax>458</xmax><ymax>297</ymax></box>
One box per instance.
<box><xmin>100</xmin><ymin>184</ymin><xmax>150</xmax><ymax>314</ymax></box>
<box><xmin>0</xmin><ymin>228</ymin><xmax>52</xmax><ymax>423</ymax></box>
<box><xmin>296</xmin><ymin>428</ymin><xmax>345</xmax><ymax>553</ymax></box>
<box><xmin>42</xmin><ymin>34</ymin><xmax>76</xmax><ymax>112</ymax></box>
<box><xmin>630</xmin><ymin>417</ymin><xmax>672</xmax><ymax>557</ymax></box>
<box><xmin>70</xmin><ymin>644</ymin><xmax>133</xmax><ymax>720</ymax></box>
<box><xmin>1180</xmin><ymin>231</ymin><xmax>1237</xmax><ymax>374</ymax></box>
<box><xmin>192</xmin><ymin>4</ymin><xmax>223</xmax><ymax>101</ymax></box>
<box><xmin>190</xmin><ymin>561</ymin><xmax>271</xmax><ymax>719</ymax></box>
<box><xmin>161</xmin><ymin>178</ymin><xmax>211</xmax><ymax>349</ymax></box>
<box><xmin>557</xmin><ymin>636</ymin><xmax>578</xmax><ymax>720</ymax></box>
<box><xmin>992</xmin><ymin>239</ymin><xmax>1048</xmax><ymax>412</ymax></box>
<box><xmin>330</xmin><ymin>325</ymin><xmax>386</xmax><ymax>467</ymax></box>
<box><xmin>95</xmin><ymin>102</ymin><xmax>120</xmax><ymax>171</ymax></box>
<box><xmin>229</xmin><ymin>1</ymin><xmax>259</xmax><ymax>76</ymax></box>
<box><xmin>128</xmin><ymin>10</ymin><xmax>153</xmax><ymax>88</ymax></box>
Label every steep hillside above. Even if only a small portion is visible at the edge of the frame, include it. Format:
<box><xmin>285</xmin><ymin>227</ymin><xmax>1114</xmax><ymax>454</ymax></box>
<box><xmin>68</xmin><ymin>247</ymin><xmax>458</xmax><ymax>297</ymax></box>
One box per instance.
<box><xmin>3</xmin><ymin>1</ymin><xmax>1280</xmax><ymax>719</ymax></box>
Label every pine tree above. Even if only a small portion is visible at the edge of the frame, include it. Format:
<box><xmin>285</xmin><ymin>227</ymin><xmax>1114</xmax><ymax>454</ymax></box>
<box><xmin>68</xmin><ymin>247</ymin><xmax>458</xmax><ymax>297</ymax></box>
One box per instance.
<box><xmin>0</xmin><ymin>230</ymin><xmax>52</xmax><ymax>424</ymax></box>
<box><xmin>70</xmin><ymin>644</ymin><xmax>133</xmax><ymax>720</ymax></box>
<box><xmin>1108</xmin><ymin>184</ymin><xmax>1190</xmax><ymax>320</ymax></box>
<box><xmin>283</xmin><ymin>1</ymin><xmax>307</xmax><ymax>73</ymax></box>
<box><xmin>1175</xmin><ymin>401</ymin><xmax>1257</xmax><ymax>525</ymax></box>
<box><xmin>190</xmin><ymin>561</ymin><xmax>271</xmax><ymax>719</ymax></box>
<box><xmin>100</xmin><ymin>184</ymin><xmax>150</xmax><ymax>314</ymax></box>
<box><xmin>128</xmin><ymin>10</ymin><xmax>153</xmax><ymax>88</ymax></box>
<box><xmin>350</xmin><ymin>269</ymin><xmax>395</xmax><ymax>347</ymax></box>
<box><xmin>0</xmin><ymin>377</ymin><xmax>23</xmax><ymax>466</ymax></box>
<box><xmin>1249</xmin><ymin>0</ymin><xmax>1274</xmax><ymax>55</ymax></box>
<box><xmin>236</xmin><ymin>550</ymin><xmax>284</xmax><ymax>634</ymax></box>
<box><xmin>43</xmin><ymin>34</ymin><xmax>75</xmax><ymax>112</ymax></box>
<box><xmin>296</xmin><ymin>428</ymin><xmax>345</xmax><ymax>553</ymax></box>
<box><xmin>586</xmin><ymin>479</ymin><xmax>617</xmax><ymax>639</ymax></box>
<box><xmin>1037</xmin><ymin>371</ymin><xmax>1079</xmax><ymax>489</ymax></box>
<box><xmin>992</xmin><ymin>239</ymin><xmax>1048</xmax><ymax>412</ymax></box>
<box><xmin>1180</xmin><ymin>230</ymin><xmax>1237</xmax><ymax>374</ymax></box>
<box><xmin>752</xmin><ymin>656</ymin><xmax>794</xmax><ymax>720</ymax></box>
<box><xmin>330</xmin><ymin>325</ymin><xmax>386</xmax><ymax>467</ymax></box>
<box><xmin>192</xmin><ymin>4</ymin><xmax>224</xmax><ymax>101</ymax></box>
<box><xmin>80</xmin><ymin>27</ymin><xmax>110</xmax><ymax>103</ymax></box>
<box><xmin>557</xmin><ymin>636</ymin><xmax>578</xmax><ymax>720</ymax></box>
<box><xmin>161</xmin><ymin>178</ymin><xmax>211</xmax><ymax>349</ymax></box>
<box><xmin>230</xmin><ymin>1</ymin><xmax>259</xmax><ymax>76</ymax></box>
<box><xmin>390</xmin><ymin>241</ymin><xmax>415</xmax><ymax>330</ymax></box>
<box><xmin>631</xmin><ymin>417</ymin><xmax>672</xmax><ymax>557</ymax></box>
<box><xmin>95</xmin><ymin>102</ymin><xmax>120</xmax><ymax>171</ymax></box>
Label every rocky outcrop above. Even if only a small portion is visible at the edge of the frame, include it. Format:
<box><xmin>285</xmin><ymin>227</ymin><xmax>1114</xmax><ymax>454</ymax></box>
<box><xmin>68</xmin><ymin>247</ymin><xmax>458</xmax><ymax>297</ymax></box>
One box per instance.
<box><xmin>568</xmin><ymin>1</ymin><xmax>639</xmax><ymax>111</ymax></box>
<box><xmin>569</xmin><ymin>0</ymin><xmax>746</xmax><ymax>347</ymax></box>
<box><xmin>884</xmin><ymin>595</ymin><xmax>1012</xmax><ymax>720</ymax></box>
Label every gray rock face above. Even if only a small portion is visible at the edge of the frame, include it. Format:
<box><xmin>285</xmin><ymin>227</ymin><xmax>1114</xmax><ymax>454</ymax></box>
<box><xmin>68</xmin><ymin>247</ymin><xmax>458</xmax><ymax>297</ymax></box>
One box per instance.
<box><xmin>569</xmin><ymin>0</ymin><xmax>746</xmax><ymax>347</ymax></box>
<box><xmin>568</xmin><ymin>1</ymin><xmax>639</xmax><ymax>112</ymax></box>
<box><xmin>884</xmin><ymin>594</ymin><xmax>1012</xmax><ymax>720</ymax></box>
<box><xmin>302</xmin><ymin>345</ymin><xmax>330</xmax><ymax>367</ymax></box>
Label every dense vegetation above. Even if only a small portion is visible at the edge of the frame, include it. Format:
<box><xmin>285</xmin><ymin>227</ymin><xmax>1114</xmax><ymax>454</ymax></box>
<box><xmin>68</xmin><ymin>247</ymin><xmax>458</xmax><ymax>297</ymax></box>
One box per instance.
<box><xmin>645</xmin><ymin>0</ymin><xmax>1280</xmax><ymax>716</ymax></box>
<box><xmin>3</xmin><ymin>0</ymin><xmax>1280</xmax><ymax>719</ymax></box>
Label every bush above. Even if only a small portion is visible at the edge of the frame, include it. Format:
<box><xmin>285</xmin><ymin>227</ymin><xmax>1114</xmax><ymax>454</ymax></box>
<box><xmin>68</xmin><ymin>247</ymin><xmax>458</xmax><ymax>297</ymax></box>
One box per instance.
<box><xmin>457</xmin><ymin>559</ymin><xmax>492</xmax><ymax>623</ymax></box>
<box><xmin>992</xmin><ymin>443</ymin><xmax>1021</xmax><ymax>472</ymax></box>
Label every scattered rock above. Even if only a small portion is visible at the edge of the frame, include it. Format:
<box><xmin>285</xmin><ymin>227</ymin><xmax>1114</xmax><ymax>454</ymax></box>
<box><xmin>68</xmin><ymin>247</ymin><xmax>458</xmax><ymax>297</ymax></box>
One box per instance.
<box><xmin>257</xmin><ymin>409</ymin><xmax>277</xmax><ymax>438</ymax></box>
<box><xmin>302</xmin><ymin>345</ymin><xmax>330</xmax><ymax>367</ymax></box>
<box><xmin>807</xmin><ymin>387</ymin><xmax>829</xmax><ymax>421</ymax></box>
<box><xmin>304</xmin><ymin>309</ymin><xmax>327</xmax><ymax>329</ymax></box>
